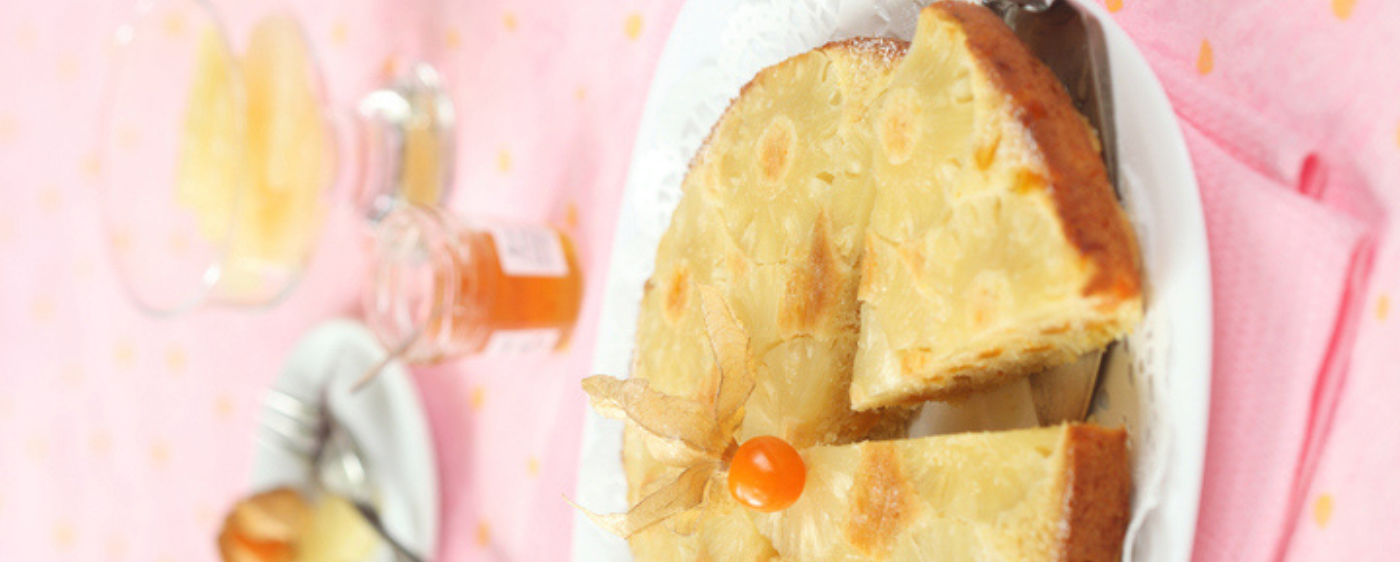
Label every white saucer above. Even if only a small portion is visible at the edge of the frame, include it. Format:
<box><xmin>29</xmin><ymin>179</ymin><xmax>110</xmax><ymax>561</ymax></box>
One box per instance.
<box><xmin>250</xmin><ymin>319</ymin><xmax>439</xmax><ymax>561</ymax></box>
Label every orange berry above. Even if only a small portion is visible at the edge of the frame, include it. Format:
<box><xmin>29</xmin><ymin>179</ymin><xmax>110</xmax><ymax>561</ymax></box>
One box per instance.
<box><xmin>727</xmin><ymin>435</ymin><xmax>806</xmax><ymax>512</ymax></box>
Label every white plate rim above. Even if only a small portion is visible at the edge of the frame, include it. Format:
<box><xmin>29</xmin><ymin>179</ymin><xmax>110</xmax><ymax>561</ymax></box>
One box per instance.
<box><xmin>250</xmin><ymin>318</ymin><xmax>440</xmax><ymax>562</ymax></box>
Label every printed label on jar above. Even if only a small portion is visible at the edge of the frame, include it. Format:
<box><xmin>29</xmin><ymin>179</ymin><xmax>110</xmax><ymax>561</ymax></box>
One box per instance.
<box><xmin>481</xmin><ymin>328</ymin><xmax>561</xmax><ymax>356</ymax></box>
<box><xmin>488</xmin><ymin>226</ymin><xmax>569</xmax><ymax>278</ymax></box>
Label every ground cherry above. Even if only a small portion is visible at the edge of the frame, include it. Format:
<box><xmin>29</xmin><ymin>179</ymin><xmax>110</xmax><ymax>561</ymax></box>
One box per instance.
<box><xmin>727</xmin><ymin>435</ymin><xmax>806</xmax><ymax>512</ymax></box>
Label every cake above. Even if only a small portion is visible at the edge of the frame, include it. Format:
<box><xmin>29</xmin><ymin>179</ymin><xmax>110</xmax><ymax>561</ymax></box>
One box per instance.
<box><xmin>752</xmin><ymin>424</ymin><xmax>1129</xmax><ymax>561</ymax></box>
<box><xmin>852</xmin><ymin>1</ymin><xmax>1141</xmax><ymax>409</ymax></box>
<box><xmin>176</xmin><ymin>15</ymin><xmax>330</xmax><ymax>299</ymax></box>
<box><xmin>608</xmin><ymin>2</ymin><xmax>1140</xmax><ymax>560</ymax></box>
<box><xmin>218</xmin><ymin>488</ymin><xmax>309</xmax><ymax>562</ymax></box>
<box><xmin>624</xmin><ymin>36</ymin><xmax>913</xmax><ymax>562</ymax></box>
<box><xmin>217</xmin><ymin>488</ymin><xmax>380</xmax><ymax>562</ymax></box>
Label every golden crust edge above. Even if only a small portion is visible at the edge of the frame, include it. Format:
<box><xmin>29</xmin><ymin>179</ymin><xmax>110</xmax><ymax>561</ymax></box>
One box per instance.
<box><xmin>1056</xmin><ymin>424</ymin><xmax>1131</xmax><ymax>562</ymax></box>
<box><xmin>932</xmin><ymin>1</ymin><xmax>1142</xmax><ymax>303</ymax></box>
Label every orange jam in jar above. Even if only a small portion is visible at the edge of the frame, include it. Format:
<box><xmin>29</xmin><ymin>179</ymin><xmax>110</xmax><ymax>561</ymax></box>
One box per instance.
<box><xmin>367</xmin><ymin>205</ymin><xmax>584</xmax><ymax>363</ymax></box>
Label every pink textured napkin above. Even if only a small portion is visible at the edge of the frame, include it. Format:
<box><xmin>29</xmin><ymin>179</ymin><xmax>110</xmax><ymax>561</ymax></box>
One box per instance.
<box><xmin>1108</xmin><ymin>0</ymin><xmax>1400</xmax><ymax>560</ymax></box>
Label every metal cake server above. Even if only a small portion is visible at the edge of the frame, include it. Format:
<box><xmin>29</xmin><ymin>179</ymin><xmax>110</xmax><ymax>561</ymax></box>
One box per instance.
<box><xmin>984</xmin><ymin>0</ymin><xmax>1122</xmax><ymax>424</ymax></box>
<box><xmin>987</xmin><ymin>0</ymin><xmax>1118</xmax><ymax>189</ymax></box>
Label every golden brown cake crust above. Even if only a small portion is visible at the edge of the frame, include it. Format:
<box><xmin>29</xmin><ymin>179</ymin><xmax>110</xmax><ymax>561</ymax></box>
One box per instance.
<box><xmin>936</xmin><ymin>1</ymin><xmax>1141</xmax><ymax>300</ymax></box>
<box><xmin>1059</xmin><ymin>424</ymin><xmax>1131</xmax><ymax>562</ymax></box>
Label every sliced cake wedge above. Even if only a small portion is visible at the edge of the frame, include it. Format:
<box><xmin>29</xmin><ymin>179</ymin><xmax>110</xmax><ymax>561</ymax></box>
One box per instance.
<box><xmin>751</xmin><ymin>424</ymin><xmax>1130</xmax><ymax>562</ymax></box>
<box><xmin>852</xmin><ymin>1</ymin><xmax>1141</xmax><ymax>409</ymax></box>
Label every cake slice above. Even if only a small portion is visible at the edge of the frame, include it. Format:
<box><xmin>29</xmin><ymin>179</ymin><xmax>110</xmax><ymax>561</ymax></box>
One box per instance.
<box><xmin>692</xmin><ymin>38</ymin><xmax>914</xmax><ymax>450</ymax></box>
<box><xmin>751</xmin><ymin>424</ymin><xmax>1130</xmax><ymax>562</ymax></box>
<box><xmin>623</xmin><ymin>38</ymin><xmax>913</xmax><ymax>562</ymax></box>
<box><xmin>852</xmin><ymin>1</ymin><xmax>1141</xmax><ymax>409</ymax></box>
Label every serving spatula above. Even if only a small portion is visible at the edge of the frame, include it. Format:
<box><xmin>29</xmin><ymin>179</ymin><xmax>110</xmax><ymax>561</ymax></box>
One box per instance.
<box><xmin>986</xmin><ymin>0</ymin><xmax>1121</xmax><ymax>424</ymax></box>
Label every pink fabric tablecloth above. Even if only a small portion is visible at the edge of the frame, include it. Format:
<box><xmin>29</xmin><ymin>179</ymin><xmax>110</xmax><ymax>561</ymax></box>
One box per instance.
<box><xmin>1</xmin><ymin>1</ymin><xmax>1398</xmax><ymax>561</ymax></box>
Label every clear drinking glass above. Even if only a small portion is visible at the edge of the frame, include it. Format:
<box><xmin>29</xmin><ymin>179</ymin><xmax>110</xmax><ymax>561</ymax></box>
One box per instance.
<box><xmin>99</xmin><ymin>0</ymin><xmax>454</xmax><ymax>316</ymax></box>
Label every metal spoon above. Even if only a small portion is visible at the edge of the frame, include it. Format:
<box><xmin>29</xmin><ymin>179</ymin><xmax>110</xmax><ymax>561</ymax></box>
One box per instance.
<box><xmin>315</xmin><ymin>414</ymin><xmax>427</xmax><ymax>562</ymax></box>
<box><xmin>263</xmin><ymin>389</ymin><xmax>428</xmax><ymax>562</ymax></box>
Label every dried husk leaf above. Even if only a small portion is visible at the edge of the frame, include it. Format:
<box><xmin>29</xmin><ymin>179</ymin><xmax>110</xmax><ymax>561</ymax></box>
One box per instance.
<box><xmin>575</xmin><ymin>290</ymin><xmax>763</xmax><ymax>538</ymax></box>
<box><xmin>697</xmin><ymin>286</ymin><xmax>757</xmax><ymax>433</ymax></box>
<box><xmin>582</xmin><ymin>375</ymin><xmax>726</xmax><ymax>456</ymax></box>
<box><xmin>568</xmin><ymin>462</ymin><xmax>717</xmax><ymax>538</ymax></box>
<box><xmin>666</xmin><ymin>506</ymin><xmax>704</xmax><ymax>536</ymax></box>
<box><xmin>640</xmin><ymin>427</ymin><xmax>714</xmax><ymax>467</ymax></box>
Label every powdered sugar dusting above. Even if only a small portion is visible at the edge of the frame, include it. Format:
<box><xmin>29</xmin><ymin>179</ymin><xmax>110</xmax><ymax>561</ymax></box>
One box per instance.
<box><xmin>844</xmin><ymin>36</ymin><xmax>908</xmax><ymax>66</ymax></box>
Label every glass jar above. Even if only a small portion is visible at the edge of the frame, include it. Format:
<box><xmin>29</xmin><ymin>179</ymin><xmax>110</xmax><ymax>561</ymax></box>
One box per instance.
<box><xmin>367</xmin><ymin>205</ymin><xmax>584</xmax><ymax>364</ymax></box>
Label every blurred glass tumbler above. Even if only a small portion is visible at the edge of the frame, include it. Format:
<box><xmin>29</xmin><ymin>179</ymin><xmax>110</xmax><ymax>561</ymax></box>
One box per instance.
<box><xmin>100</xmin><ymin>0</ymin><xmax>454</xmax><ymax>316</ymax></box>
